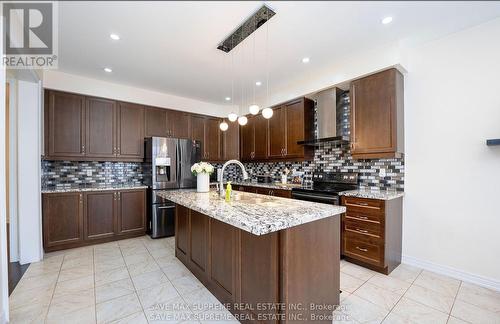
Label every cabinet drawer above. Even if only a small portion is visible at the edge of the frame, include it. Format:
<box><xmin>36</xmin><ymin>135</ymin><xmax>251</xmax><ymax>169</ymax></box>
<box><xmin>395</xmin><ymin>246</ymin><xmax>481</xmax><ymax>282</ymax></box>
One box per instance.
<box><xmin>343</xmin><ymin>197</ymin><xmax>384</xmax><ymax>211</ymax></box>
<box><xmin>345</xmin><ymin>210</ymin><xmax>382</xmax><ymax>224</ymax></box>
<box><xmin>344</xmin><ymin>219</ymin><xmax>382</xmax><ymax>239</ymax></box>
<box><xmin>344</xmin><ymin>233</ymin><xmax>384</xmax><ymax>266</ymax></box>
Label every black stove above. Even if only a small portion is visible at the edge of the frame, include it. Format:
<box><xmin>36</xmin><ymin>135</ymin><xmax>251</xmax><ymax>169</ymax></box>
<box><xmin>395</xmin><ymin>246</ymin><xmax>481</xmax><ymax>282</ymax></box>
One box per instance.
<box><xmin>292</xmin><ymin>172</ymin><xmax>358</xmax><ymax>205</ymax></box>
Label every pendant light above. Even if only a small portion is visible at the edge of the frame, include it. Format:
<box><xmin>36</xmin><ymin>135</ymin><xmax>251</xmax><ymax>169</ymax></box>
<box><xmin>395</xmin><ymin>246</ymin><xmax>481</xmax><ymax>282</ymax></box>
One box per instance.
<box><xmin>219</xmin><ymin>120</ymin><xmax>229</xmax><ymax>131</ymax></box>
<box><xmin>238</xmin><ymin>116</ymin><xmax>248</xmax><ymax>126</ymax></box>
<box><xmin>262</xmin><ymin>12</ymin><xmax>273</xmax><ymax>120</ymax></box>
<box><xmin>248</xmin><ymin>19</ymin><xmax>260</xmax><ymax>115</ymax></box>
<box><xmin>262</xmin><ymin>107</ymin><xmax>273</xmax><ymax>119</ymax></box>
<box><xmin>228</xmin><ymin>113</ymin><xmax>238</xmax><ymax>122</ymax></box>
<box><xmin>249</xmin><ymin>104</ymin><xmax>260</xmax><ymax>115</ymax></box>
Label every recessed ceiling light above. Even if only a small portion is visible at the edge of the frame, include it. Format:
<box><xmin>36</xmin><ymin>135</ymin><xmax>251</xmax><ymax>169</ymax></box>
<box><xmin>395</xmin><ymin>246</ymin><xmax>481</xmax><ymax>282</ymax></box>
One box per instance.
<box><xmin>255</xmin><ymin>81</ymin><xmax>262</xmax><ymax>86</ymax></box>
<box><xmin>382</xmin><ymin>17</ymin><xmax>393</xmax><ymax>25</ymax></box>
<box><xmin>302</xmin><ymin>57</ymin><xmax>310</xmax><ymax>64</ymax></box>
<box><xmin>225</xmin><ymin>97</ymin><xmax>231</xmax><ymax>101</ymax></box>
<box><xmin>110</xmin><ymin>33</ymin><xmax>120</xmax><ymax>40</ymax></box>
<box><xmin>104</xmin><ymin>67</ymin><xmax>112</xmax><ymax>73</ymax></box>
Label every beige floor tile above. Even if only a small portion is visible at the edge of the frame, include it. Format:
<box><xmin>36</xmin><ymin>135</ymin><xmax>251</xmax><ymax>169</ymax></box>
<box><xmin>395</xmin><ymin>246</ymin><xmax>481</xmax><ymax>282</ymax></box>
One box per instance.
<box><xmin>109</xmin><ymin>311</ymin><xmax>148</xmax><ymax>324</ymax></box>
<box><xmin>341</xmin><ymin>294</ymin><xmax>389</xmax><ymax>323</ymax></box>
<box><xmin>9</xmin><ymin>284</ymin><xmax>54</xmax><ymax>310</ymax></box>
<box><xmin>9</xmin><ymin>302</ymin><xmax>49</xmax><ymax>324</ymax></box>
<box><xmin>451</xmin><ymin>299</ymin><xmax>500</xmax><ymax>324</ymax></box>
<box><xmin>127</xmin><ymin>259</ymin><xmax>160</xmax><ymax>277</ymax></box>
<box><xmin>340</xmin><ymin>259</ymin><xmax>349</xmax><ymax>269</ymax></box>
<box><xmin>341</xmin><ymin>263</ymin><xmax>377</xmax><ymax>281</ymax></box>
<box><xmin>23</xmin><ymin>261</ymin><xmax>61</xmax><ymax>278</ymax></box>
<box><xmin>124</xmin><ymin>252</ymin><xmax>154</xmax><ymax>266</ymax></box>
<box><xmin>95</xmin><ymin>278</ymin><xmax>135</xmax><ymax>304</ymax></box>
<box><xmin>61</xmin><ymin>255</ymin><xmax>93</xmax><ymax>270</ymax></box>
<box><xmin>198</xmin><ymin>305</ymin><xmax>240</xmax><ymax>323</ymax></box>
<box><xmin>96</xmin><ymin>292</ymin><xmax>142</xmax><ymax>324</ymax></box>
<box><xmin>446</xmin><ymin>316</ymin><xmax>469</xmax><ymax>324</ymax></box>
<box><xmin>162</xmin><ymin>261</ymin><xmax>193</xmax><ymax>281</ymax></box>
<box><xmin>117</xmin><ymin>237</ymin><xmax>145</xmax><ymax>247</ymax></box>
<box><xmin>413</xmin><ymin>271</ymin><xmax>460</xmax><ymax>297</ymax></box>
<box><xmin>137</xmin><ymin>282</ymin><xmax>180</xmax><ymax>310</ymax></box>
<box><xmin>171</xmin><ymin>274</ymin><xmax>203</xmax><ymax>296</ymax></box>
<box><xmin>391</xmin><ymin>297</ymin><xmax>448</xmax><ymax>324</ymax></box>
<box><xmin>382</xmin><ymin>312</ymin><xmax>409</xmax><ymax>323</ymax></box>
<box><xmin>340</xmin><ymin>272</ymin><xmax>365</xmax><ymax>294</ymax></box>
<box><xmin>389</xmin><ymin>264</ymin><xmax>422</xmax><ymax>284</ymax></box>
<box><xmin>182</xmin><ymin>287</ymin><xmax>220</xmax><ymax>315</ymax></box>
<box><xmin>45</xmin><ymin>304</ymin><xmax>96</xmax><ymax>324</ymax></box>
<box><xmin>155</xmin><ymin>254</ymin><xmax>179</xmax><ymax>267</ymax></box>
<box><xmin>48</xmin><ymin>288</ymin><xmax>95</xmax><ymax>316</ymax></box>
<box><xmin>353</xmin><ymin>282</ymin><xmax>402</xmax><ymax>311</ymax></box>
<box><xmin>367</xmin><ymin>273</ymin><xmax>411</xmax><ymax>295</ymax></box>
<box><xmin>404</xmin><ymin>284</ymin><xmax>454</xmax><ymax>313</ymax></box>
<box><xmin>17</xmin><ymin>272</ymin><xmax>58</xmax><ymax>291</ymax></box>
<box><xmin>58</xmin><ymin>264</ymin><xmax>94</xmax><ymax>282</ymax></box>
<box><xmin>150</xmin><ymin>248</ymin><xmax>173</xmax><ymax>259</ymax></box>
<box><xmin>340</xmin><ymin>290</ymin><xmax>351</xmax><ymax>303</ymax></box>
<box><xmin>94</xmin><ymin>257</ymin><xmax>126</xmax><ymax>273</ymax></box>
<box><xmin>63</xmin><ymin>247</ymin><xmax>94</xmax><ymax>261</ymax></box>
<box><xmin>43</xmin><ymin>252</ymin><xmax>66</xmax><ymax>262</ymax></box>
<box><xmin>95</xmin><ymin>266</ymin><xmax>130</xmax><ymax>287</ymax></box>
<box><xmin>144</xmin><ymin>240</ymin><xmax>169</xmax><ymax>252</ymax></box>
<box><xmin>120</xmin><ymin>244</ymin><xmax>148</xmax><ymax>256</ymax></box>
<box><xmin>456</xmin><ymin>281</ymin><xmax>500</xmax><ymax>312</ymax></box>
<box><xmin>94</xmin><ymin>250</ymin><xmax>123</xmax><ymax>262</ymax></box>
<box><xmin>54</xmin><ymin>275</ymin><xmax>94</xmax><ymax>298</ymax></box>
<box><xmin>144</xmin><ymin>296</ymin><xmax>195</xmax><ymax>324</ymax></box>
<box><xmin>131</xmin><ymin>269</ymin><xmax>169</xmax><ymax>290</ymax></box>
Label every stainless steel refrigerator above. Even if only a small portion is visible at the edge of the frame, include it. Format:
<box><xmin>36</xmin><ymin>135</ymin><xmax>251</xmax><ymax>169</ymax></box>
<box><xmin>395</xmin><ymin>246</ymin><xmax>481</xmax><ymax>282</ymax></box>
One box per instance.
<box><xmin>144</xmin><ymin>137</ymin><xmax>201</xmax><ymax>238</ymax></box>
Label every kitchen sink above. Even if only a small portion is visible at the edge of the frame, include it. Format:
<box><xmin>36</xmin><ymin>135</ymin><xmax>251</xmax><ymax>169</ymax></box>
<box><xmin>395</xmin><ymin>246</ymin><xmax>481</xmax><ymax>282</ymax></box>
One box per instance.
<box><xmin>232</xmin><ymin>194</ymin><xmax>279</xmax><ymax>206</ymax></box>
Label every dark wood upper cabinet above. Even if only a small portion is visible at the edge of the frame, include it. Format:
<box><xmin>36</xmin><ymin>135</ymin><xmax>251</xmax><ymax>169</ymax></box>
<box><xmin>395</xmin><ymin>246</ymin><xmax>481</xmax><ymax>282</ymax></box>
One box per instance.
<box><xmin>46</xmin><ymin>91</ymin><xmax>86</xmax><ymax>158</ymax></box>
<box><xmin>240</xmin><ymin>117</ymin><xmax>255</xmax><ymax>161</ymax></box>
<box><xmin>190</xmin><ymin>115</ymin><xmax>205</xmax><ymax>157</ymax></box>
<box><xmin>253</xmin><ymin>114</ymin><xmax>268</xmax><ymax>160</ymax></box>
<box><xmin>145</xmin><ymin>107</ymin><xmax>168</xmax><ymax>137</ymax></box>
<box><xmin>43</xmin><ymin>192</ymin><xmax>84</xmax><ymax>249</ymax></box>
<box><xmin>169</xmin><ymin>111</ymin><xmax>191</xmax><ymax>139</ymax></box>
<box><xmin>86</xmin><ymin>97</ymin><xmax>116</xmax><ymax>158</ymax></box>
<box><xmin>223</xmin><ymin>121</ymin><xmax>239</xmax><ymax>160</ymax></box>
<box><xmin>268</xmin><ymin>106</ymin><xmax>286</xmax><ymax>158</ymax></box>
<box><xmin>350</xmin><ymin>68</ymin><xmax>404</xmax><ymax>159</ymax></box>
<box><xmin>84</xmin><ymin>191</ymin><xmax>116</xmax><ymax>240</ymax></box>
<box><xmin>117</xmin><ymin>102</ymin><xmax>144</xmax><ymax>160</ymax></box>
<box><xmin>284</xmin><ymin>98</ymin><xmax>314</xmax><ymax>158</ymax></box>
<box><xmin>116</xmin><ymin>189</ymin><xmax>146</xmax><ymax>235</ymax></box>
<box><xmin>205</xmin><ymin>117</ymin><xmax>222</xmax><ymax>161</ymax></box>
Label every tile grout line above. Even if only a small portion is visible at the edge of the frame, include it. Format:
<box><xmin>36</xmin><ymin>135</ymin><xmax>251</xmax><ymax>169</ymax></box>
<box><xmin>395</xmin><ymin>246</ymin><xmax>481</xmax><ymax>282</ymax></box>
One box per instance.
<box><xmin>446</xmin><ymin>280</ymin><xmax>464</xmax><ymax>324</ymax></box>
<box><xmin>43</xmin><ymin>252</ymin><xmax>66</xmax><ymax>322</ymax></box>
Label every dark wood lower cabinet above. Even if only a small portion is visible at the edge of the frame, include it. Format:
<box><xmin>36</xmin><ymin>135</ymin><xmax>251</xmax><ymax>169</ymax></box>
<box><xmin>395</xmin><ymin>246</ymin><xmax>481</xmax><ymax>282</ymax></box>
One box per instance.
<box><xmin>42</xmin><ymin>188</ymin><xmax>146</xmax><ymax>252</ymax></box>
<box><xmin>175</xmin><ymin>206</ymin><xmax>340</xmax><ymax>324</ymax></box>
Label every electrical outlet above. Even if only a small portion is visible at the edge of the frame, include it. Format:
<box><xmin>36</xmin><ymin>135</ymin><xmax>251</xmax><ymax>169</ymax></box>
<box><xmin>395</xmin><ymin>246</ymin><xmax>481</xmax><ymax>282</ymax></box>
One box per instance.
<box><xmin>379</xmin><ymin>168</ymin><xmax>386</xmax><ymax>178</ymax></box>
<box><xmin>86</xmin><ymin>170</ymin><xmax>92</xmax><ymax>177</ymax></box>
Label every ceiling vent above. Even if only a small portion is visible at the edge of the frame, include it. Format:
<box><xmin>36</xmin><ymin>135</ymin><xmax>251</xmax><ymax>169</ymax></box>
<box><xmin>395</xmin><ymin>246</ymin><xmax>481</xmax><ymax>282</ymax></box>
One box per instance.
<box><xmin>217</xmin><ymin>5</ymin><xmax>275</xmax><ymax>53</ymax></box>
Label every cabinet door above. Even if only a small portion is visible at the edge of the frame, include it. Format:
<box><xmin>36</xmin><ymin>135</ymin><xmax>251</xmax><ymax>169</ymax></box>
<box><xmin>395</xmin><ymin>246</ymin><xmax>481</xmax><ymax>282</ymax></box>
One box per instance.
<box><xmin>285</xmin><ymin>99</ymin><xmax>306</xmax><ymax>158</ymax></box>
<box><xmin>223</xmin><ymin>121</ymin><xmax>239</xmax><ymax>160</ymax></box>
<box><xmin>191</xmin><ymin>115</ymin><xmax>206</xmax><ymax>158</ymax></box>
<box><xmin>47</xmin><ymin>91</ymin><xmax>86</xmax><ymax>158</ymax></box>
<box><xmin>205</xmin><ymin>118</ymin><xmax>221</xmax><ymax>161</ymax></box>
<box><xmin>84</xmin><ymin>191</ymin><xmax>116</xmax><ymax>240</ymax></box>
<box><xmin>176</xmin><ymin>205</ymin><xmax>189</xmax><ymax>262</ymax></box>
<box><xmin>240</xmin><ymin>117</ymin><xmax>254</xmax><ymax>161</ymax></box>
<box><xmin>116</xmin><ymin>189</ymin><xmax>146</xmax><ymax>235</ymax></box>
<box><xmin>268</xmin><ymin>106</ymin><xmax>286</xmax><ymax>158</ymax></box>
<box><xmin>43</xmin><ymin>193</ymin><xmax>84</xmax><ymax>249</ymax></box>
<box><xmin>189</xmin><ymin>210</ymin><xmax>209</xmax><ymax>279</ymax></box>
<box><xmin>169</xmin><ymin>111</ymin><xmax>191</xmax><ymax>139</ymax></box>
<box><xmin>253</xmin><ymin>114</ymin><xmax>268</xmax><ymax>160</ymax></box>
<box><xmin>350</xmin><ymin>69</ymin><xmax>397</xmax><ymax>155</ymax></box>
<box><xmin>117</xmin><ymin>102</ymin><xmax>144</xmax><ymax>160</ymax></box>
<box><xmin>145</xmin><ymin>107</ymin><xmax>168</xmax><ymax>137</ymax></box>
<box><xmin>86</xmin><ymin>97</ymin><xmax>116</xmax><ymax>158</ymax></box>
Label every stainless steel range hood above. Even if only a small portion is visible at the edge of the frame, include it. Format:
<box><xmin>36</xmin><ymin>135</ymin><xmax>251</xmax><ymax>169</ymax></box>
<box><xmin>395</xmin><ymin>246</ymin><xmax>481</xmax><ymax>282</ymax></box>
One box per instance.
<box><xmin>298</xmin><ymin>87</ymin><xmax>350</xmax><ymax>146</ymax></box>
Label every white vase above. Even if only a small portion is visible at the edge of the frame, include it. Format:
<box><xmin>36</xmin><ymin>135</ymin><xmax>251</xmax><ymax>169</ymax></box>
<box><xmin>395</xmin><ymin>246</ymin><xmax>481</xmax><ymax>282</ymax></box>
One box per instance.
<box><xmin>197</xmin><ymin>173</ymin><xmax>210</xmax><ymax>193</ymax></box>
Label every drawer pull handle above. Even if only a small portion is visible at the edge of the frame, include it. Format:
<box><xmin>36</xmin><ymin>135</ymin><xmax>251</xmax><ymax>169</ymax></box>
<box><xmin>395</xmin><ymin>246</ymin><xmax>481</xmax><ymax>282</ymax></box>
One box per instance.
<box><xmin>356</xmin><ymin>246</ymin><xmax>368</xmax><ymax>252</ymax></box>
<box><xmin>355</xmin><ymin>228</ymin><xmax>368</xmax><ymax>233</ymax></box>
<box><xmin>356</xmin><ymin>202</ymin><xmax>369</xmax><ymax>206</ymax></box>
<box><xmin>356</xmin><ymin>216</ymin><xmax>369</xmax><ymax>220</ymax></box>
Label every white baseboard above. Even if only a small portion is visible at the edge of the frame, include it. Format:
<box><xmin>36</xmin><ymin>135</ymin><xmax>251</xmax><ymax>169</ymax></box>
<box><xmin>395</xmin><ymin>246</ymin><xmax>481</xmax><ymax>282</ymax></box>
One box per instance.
<box><xmin>402</xmin><ymin>255</ymin><xmax>500</xmax><ymax>292</ymax></box>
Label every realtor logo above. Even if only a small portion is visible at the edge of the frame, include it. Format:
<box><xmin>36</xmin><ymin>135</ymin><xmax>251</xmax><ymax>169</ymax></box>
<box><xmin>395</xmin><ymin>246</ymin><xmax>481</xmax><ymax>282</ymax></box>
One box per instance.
<box><xmin>2</xmin><ymin>1</ymin><xmax>58</xmax><ymax>69</ymax></box>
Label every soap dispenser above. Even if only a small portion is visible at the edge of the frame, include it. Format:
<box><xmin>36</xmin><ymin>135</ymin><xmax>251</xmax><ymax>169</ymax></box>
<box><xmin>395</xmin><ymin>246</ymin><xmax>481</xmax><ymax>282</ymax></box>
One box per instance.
<box><xmin>225</xmin><ymin>181</ymin><xmax>232</xmax><ymax>202</ymax></box>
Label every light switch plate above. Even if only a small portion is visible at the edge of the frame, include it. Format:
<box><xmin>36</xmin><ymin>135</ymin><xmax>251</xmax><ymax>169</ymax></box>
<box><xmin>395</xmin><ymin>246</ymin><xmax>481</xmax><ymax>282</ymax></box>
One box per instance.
<box><xmin>379</xmin><ymin>168</ymin><xmax>386</xmax><ymax>178</ymax></box>
<box><xmin>86</xmin><ymin>170</ymin><xmax>92</xmax><ymax>177</ymax></box>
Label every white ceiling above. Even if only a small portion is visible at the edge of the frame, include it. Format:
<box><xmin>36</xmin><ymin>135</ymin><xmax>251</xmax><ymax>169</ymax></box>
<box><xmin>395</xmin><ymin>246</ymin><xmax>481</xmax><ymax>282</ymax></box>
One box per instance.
<box><xmin>58</xmin><ymin>1</ymin><xmax>500</xmax><ymax>107</ymax></box>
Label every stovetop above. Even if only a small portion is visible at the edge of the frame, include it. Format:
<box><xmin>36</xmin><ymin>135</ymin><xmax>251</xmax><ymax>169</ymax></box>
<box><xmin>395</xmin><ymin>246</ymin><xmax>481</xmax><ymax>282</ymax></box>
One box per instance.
<box><xmin>293</xmin><ymin>172</ymin><xmax>359</xmax><ymax>195</ymax></box>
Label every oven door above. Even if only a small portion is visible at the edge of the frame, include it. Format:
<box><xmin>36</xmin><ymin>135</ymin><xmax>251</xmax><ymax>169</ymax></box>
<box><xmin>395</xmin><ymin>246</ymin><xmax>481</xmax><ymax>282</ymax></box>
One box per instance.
<box><xmin>291</xmin><ymin>190</ymin><xmax>339</xmax><ymax>205</ymax></box>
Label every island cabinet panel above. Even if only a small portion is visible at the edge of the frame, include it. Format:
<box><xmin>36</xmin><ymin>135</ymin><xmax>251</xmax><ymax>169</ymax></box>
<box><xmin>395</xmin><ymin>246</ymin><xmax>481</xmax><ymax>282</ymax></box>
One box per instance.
<box><xmin>43</xmin><ymin>193</ymin><xmax>84</xmax><ymax>249</ymax></box>
<box><xmin>117</xmin><ymin>102</ymin><xmax>144</xmax><ymax>160</ymax></box>
<box><xmin>116</xmin><ymin>189</ymin><xmax>146</xmax><ymax>235</ymax></box>
<box><xmin>188</xmin><ymin>210</ymin><xmax>209</xmax><ymax>279</ymax></box>
<box><xmin>145</xmin><ymin>107</ymin><xmax>168</xmax><ymax>137</ymax></box>
<box><xmin>85</xmin><ymin>97</ymin><xmax>116</xmax><ymax>158</ymax></box>
<box><xmin>46</xmin><ymin>91</ymin><xmax>86</xmax><ymax>158</ymax></box>
<box><xmin>350</xmin><ymin>68</ymin><xmax>404</xmax><ymax>159</ymax></box>
<box><xmin>207</xmin><ymin>219</ymin><xmax>239</xmax><ymax>304</ymax></box>
<box><xmin>84</xmin><ymin>191</ymin><xmax>116</xmax><ymax>240</ymax></box>
<box><xmin>175</xmin><ymin>205</ymin><xmax>189</xmax><ymax>263</ymax></box>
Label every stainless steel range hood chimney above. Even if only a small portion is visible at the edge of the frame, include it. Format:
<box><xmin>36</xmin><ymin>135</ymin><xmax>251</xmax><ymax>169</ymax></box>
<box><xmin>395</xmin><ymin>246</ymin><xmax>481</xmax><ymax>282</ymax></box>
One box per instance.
<box><xmin>298</xmin><ymin>87</ymin><xmax>350</xmax><ymax>146</ymax></box>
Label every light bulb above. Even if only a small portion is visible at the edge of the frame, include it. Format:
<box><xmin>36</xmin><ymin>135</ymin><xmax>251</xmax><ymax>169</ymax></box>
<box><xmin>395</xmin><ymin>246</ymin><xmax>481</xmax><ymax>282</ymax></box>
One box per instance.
<box><xmin>238</xmin><ymin>116</ymin><xmax>248</xmax><ymax>126</ymax></box>
<box><xmin>262</xmin><ymin>107</ymin><xmax>273</xmax><ymax>119</ymax></box>
<box><xmin>219</xmin><ymin>121</ymin><xmax>229</xmax><ymax>131</ymax></box>
<box><xmin>249</xmin><ymin>104</ymin><xmax>260</xmax><ymax>115</ymax></box>
<box><xmin>228</xmin><ymin>113</ymin><xmax>238</xmax><ymax>122</ymax></box>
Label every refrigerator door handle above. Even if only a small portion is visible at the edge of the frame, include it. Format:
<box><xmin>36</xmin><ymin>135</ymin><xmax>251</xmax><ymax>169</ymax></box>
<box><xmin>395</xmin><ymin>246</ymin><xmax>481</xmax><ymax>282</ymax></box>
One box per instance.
<box><xmin>177</xmin><ymin>141</ymin><xmax>182</xmax><ymax>188</ymax></box>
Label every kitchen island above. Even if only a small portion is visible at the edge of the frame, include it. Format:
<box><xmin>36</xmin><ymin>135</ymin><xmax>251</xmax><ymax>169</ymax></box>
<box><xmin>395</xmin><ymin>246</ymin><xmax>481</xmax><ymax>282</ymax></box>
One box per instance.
<box><xmin>157</xmin><ymin>189</ymin><xmax>345</xmax><ymax>323</ymax></box>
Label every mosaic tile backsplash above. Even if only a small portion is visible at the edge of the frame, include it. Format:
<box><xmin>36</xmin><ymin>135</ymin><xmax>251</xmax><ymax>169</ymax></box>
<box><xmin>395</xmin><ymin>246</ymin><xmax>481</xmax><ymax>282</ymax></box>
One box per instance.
<box><xmin>42</xmin><ymin>160</ymin><xmax>144</xmax><ymax>189</ymax></box>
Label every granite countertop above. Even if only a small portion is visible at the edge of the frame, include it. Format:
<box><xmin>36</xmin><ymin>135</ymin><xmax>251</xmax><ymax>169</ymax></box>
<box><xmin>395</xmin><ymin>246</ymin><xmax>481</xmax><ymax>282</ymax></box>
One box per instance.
<box><xmin>340</xmin><ymin>189</ymin><xmax>404</xmax><ymax>200</ymax></box>
<box><xmin>213</xmin><ymin>181</ymin><xmax>302</xmax><ymax>191</ymax></box>
<box><xmin>41</xmin><ymin>185</ymin><xmax>148</xmax><ymax>193</ymax></box>
<box><xmin>158</xmin><ymin>189</ymin><xmax>345</xmax><ymax>236</ymax></box>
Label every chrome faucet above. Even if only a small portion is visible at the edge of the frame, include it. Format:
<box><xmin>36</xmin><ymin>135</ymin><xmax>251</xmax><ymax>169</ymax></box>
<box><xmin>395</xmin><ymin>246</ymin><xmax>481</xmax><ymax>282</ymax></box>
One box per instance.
<box><xmin>219</xmin><ymin>160</ymin><xmax>249</xmax><ymax>197</ymax></box>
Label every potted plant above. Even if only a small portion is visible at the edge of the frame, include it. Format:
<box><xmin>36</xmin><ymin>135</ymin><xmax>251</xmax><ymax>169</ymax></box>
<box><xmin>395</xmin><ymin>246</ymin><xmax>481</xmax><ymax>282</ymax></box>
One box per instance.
<box><xmin>191</xmin><ymin>162</ymin><xmax>214</xmax><ymax>193</ymax></box>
